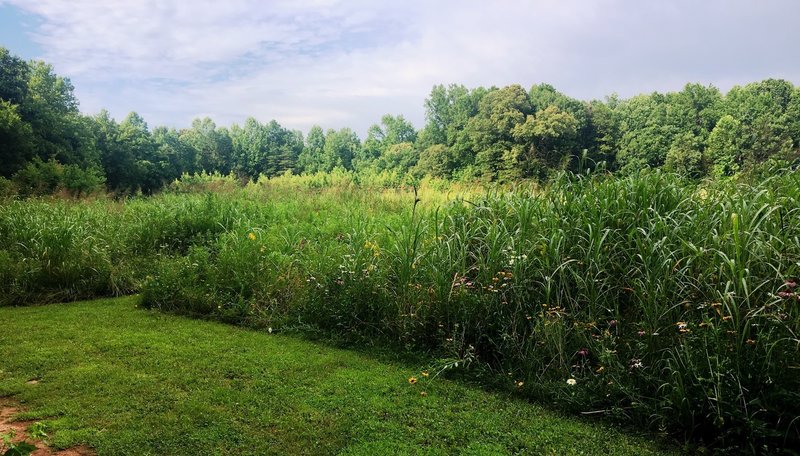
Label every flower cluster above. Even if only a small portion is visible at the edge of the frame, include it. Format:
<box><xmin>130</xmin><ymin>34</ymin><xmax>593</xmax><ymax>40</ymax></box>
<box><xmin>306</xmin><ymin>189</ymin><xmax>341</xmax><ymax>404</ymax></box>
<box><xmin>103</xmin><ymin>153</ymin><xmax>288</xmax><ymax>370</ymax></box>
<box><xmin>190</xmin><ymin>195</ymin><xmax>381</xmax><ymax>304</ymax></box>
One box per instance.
<box><xmin>777</xmin><ymin>279</ymin><xmax>799</xmax><ymax>301</ymax></box>
<box><xmin>364</xmin><ymin>240</ymin><xmax>381</xmax><ymax>257</ymax></box>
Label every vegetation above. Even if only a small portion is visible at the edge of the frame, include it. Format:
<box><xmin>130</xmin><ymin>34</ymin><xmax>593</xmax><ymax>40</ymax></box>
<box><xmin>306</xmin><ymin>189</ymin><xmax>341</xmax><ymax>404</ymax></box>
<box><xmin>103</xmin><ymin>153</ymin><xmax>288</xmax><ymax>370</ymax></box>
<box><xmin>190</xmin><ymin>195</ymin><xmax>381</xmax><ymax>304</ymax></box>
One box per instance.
<box><xmin>2</xmin><ymin>45</ymin><xmax>800</xmax><ymax>454</ymax></box>
<box><xmin>0</xmin><ymin>296</ymin><xmax>674</xmax><ymax>455</ymax></box>
<box><xmin>2</xmin><ymin>46</ymin><xmax>799</xmax><ymax>197</ymax></box>
<box><xmin>1</xmin><ymin>169</ymin><xmax>798</xmax><ymax>453</ymax></box>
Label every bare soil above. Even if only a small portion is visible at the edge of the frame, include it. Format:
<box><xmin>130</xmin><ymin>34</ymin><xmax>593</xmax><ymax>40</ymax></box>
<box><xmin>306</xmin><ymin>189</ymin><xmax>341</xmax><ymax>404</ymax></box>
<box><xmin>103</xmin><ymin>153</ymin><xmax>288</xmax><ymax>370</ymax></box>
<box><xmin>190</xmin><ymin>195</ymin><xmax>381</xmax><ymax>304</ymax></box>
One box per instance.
<box><xmin>0</xmin><ymin>399</ymin><xmax>93</xmax><ymax>456</ymax></box>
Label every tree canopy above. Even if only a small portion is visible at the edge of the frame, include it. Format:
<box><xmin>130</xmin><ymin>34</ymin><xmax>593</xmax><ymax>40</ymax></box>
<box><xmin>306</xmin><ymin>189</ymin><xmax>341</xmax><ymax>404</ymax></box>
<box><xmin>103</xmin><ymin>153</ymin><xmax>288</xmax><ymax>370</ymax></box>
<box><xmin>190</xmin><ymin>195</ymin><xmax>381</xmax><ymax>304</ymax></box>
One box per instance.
<box><xmin>1</xmin><ymin>46</ymin><xmax>798</xmax><ymax>195</ymax></box>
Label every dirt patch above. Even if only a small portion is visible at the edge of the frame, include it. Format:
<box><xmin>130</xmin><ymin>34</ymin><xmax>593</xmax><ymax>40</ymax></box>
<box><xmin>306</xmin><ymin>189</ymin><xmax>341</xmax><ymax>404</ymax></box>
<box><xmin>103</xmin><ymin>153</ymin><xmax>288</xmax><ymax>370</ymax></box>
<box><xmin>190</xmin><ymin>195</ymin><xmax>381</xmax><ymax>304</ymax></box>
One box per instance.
<box><xmin>0</xmin><ymin>399</ymin><xmax>94</xmax><ymax>456</ymax></box>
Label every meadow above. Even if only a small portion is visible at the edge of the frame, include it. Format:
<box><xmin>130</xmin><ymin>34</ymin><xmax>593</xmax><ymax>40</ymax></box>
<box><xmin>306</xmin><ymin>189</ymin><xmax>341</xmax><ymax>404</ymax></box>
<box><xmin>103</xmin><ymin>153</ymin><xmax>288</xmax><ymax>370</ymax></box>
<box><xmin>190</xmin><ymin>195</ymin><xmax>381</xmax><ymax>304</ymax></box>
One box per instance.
<box><xmin>1</xmin><ymin>169</ymin><xmax>799</xmax><ymax>453</ymax></box>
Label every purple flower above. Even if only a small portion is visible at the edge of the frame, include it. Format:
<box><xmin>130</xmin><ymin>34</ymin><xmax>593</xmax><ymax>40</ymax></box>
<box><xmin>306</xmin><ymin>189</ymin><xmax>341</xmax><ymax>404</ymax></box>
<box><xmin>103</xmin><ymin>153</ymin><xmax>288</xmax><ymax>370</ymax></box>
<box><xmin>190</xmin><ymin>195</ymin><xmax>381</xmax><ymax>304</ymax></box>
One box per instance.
<box><xmin>577</xmin><ymin>348</ymin><xmax>589</xmax><ymax>357</ymax></box>
<box><xmin>608</xmin><ymin>320</ymin><xmax>618</xmax><ymax>328</ymax></box>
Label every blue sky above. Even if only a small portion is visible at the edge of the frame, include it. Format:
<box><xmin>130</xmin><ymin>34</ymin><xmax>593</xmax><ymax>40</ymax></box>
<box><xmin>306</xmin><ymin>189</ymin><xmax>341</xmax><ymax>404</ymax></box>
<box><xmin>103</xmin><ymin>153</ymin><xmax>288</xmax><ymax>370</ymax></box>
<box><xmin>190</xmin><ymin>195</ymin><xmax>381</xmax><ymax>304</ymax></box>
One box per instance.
<box><xmin>1</xmin><ymin>0</ymin><xmax>799</xmax><ymax>135</ymax></box>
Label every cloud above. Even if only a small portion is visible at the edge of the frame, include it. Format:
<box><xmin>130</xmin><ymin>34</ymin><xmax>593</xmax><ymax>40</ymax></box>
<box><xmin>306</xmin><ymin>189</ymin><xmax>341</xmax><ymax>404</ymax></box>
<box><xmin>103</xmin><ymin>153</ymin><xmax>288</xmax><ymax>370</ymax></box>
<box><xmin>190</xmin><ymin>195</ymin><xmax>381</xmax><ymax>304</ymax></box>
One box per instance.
<box><xmin>3</xmin><ymin>0</ymin><xmax>800</xmax><ymax>136</ymax></box>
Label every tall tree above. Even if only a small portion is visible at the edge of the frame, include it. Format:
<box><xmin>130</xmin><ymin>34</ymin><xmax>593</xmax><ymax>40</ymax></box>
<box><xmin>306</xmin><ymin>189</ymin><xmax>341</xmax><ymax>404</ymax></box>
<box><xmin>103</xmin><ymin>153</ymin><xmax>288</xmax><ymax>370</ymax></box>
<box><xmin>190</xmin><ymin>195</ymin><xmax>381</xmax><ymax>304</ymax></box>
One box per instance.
<box><xmin>0</xmin><ymin>100</ymin><xmax>34</xmax><ymax>177</ymax></box>
<box><xmin>322</xmin><ymin>128</ymin><xmax>360</xmax><ymax>171</ymax></box>
<box><xmin>466</xmin><ymin>85</ymin><xmax>531</xmax><ymax>180</ymax></box>
<box><xmin>180</xmin><ymin>118</ymin><xmax>233</xmax><ymax>174</ymax></box>
<box><xmin>0</xmin><ymin>47</ymin><xmax>30</xmax><ymax>105</ymax></box>
<box><xmin>297</xmin><ymin>125</ymin><xmax>326</xmax><ymax>173</ymax></box>
<box><xmin>705</xmin><ymin>114</ymin><xmax>745</xmax><ymax>177</ymax></box>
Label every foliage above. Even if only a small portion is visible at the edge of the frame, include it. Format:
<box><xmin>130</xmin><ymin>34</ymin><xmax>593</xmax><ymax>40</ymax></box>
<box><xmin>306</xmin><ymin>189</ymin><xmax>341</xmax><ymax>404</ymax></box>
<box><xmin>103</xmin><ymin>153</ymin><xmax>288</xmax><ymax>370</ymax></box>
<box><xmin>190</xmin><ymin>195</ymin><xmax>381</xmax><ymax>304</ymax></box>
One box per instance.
<box><xmin>3</xmin><ymin>169</ymin><xmax>799</xmax><ymax>451</ymax></box>
<box><xmin>3</xmin><ymin>45</ymin><xmax>800</xmax><ymax>196</ymax></box>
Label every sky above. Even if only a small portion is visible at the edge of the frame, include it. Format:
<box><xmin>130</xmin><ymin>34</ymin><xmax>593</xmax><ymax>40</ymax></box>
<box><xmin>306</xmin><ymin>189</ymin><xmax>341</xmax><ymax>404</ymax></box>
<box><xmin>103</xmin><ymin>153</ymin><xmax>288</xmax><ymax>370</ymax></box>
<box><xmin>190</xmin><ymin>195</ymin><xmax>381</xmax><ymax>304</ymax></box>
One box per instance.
<box><xmin>1</xmin><ymin>0</ymin><xmax>798</xmax><ymax>136</ymax></box>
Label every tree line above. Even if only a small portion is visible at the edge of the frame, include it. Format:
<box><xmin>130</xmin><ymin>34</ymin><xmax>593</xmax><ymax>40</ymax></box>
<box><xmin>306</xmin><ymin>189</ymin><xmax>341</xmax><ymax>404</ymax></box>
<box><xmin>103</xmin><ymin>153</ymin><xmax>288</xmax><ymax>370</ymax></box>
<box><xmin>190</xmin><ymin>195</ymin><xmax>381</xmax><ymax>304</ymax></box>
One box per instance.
<box><xmin>1</xmin><ymin>46</ymin><xmax>799</xmax><ymax>196</ymax></box>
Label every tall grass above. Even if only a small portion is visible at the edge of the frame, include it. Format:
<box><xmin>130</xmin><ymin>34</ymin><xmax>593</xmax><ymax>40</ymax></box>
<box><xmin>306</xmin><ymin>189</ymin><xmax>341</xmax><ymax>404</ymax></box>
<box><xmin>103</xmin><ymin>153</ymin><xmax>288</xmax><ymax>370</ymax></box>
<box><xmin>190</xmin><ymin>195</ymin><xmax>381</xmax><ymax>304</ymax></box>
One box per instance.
<box><xmin>2</xmin><ymin>170</ymin><xmax>798</xmax><ymax>451</ymax></box>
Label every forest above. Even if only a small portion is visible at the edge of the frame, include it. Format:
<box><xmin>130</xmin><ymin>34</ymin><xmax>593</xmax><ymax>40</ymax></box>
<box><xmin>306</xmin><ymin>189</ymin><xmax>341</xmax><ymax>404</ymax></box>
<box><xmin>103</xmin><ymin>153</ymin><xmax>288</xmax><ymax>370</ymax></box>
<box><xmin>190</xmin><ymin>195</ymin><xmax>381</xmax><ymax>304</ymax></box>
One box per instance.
<box><xmin>2</xmin><ymin>45</ymin><xmax>799</xmax><ymax>197</ymax></box>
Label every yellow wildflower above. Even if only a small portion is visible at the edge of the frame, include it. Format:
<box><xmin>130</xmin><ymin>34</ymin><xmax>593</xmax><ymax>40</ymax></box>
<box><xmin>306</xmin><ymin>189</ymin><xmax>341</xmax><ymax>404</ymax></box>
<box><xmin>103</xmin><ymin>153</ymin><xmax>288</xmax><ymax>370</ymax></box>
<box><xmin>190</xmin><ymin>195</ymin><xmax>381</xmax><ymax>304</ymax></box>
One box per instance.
<box><xmin>248</xmin><ymin>232</ymin><xmax>256</xmax><ymax>241</ymax></box>
<box><xmin>408</xmin><ymin>377</ymin><xmax>418</xmax><ymax>385</ymax></box>
<box><xmin>566</xmin><ymin>378</ymin><xmax>577</xmax><ymax>386</ymax></box>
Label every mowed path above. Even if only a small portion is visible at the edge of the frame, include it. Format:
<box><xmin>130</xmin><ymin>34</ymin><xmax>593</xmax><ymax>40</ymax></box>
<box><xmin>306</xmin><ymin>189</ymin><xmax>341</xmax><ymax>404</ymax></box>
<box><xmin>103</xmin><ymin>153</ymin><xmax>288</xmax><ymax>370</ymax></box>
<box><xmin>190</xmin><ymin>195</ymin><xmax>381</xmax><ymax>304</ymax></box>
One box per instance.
<box><xmin>0</xmin><ymin>297</ymin><xmax>674</xmax><ymax>455</ymax></box>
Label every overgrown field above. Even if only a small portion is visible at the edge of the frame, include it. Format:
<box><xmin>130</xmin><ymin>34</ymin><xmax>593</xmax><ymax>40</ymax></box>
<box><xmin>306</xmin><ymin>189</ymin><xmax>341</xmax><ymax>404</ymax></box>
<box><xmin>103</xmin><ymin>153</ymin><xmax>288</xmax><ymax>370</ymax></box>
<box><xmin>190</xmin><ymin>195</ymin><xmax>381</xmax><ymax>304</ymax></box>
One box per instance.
<box><xmin>2</xmin><ymin>171</ymin><xmax>799</xmax><ymax>452</ymax></box>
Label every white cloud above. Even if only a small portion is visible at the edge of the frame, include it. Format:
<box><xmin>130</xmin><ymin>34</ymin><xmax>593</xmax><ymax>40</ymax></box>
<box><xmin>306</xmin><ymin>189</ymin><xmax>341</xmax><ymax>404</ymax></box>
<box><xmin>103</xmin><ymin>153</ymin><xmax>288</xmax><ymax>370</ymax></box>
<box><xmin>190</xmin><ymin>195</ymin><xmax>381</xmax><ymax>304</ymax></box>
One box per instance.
<box><xmin>4</xmin><ymin>0</ymin><xmax>800</xmax><ymax>135</ymax></box>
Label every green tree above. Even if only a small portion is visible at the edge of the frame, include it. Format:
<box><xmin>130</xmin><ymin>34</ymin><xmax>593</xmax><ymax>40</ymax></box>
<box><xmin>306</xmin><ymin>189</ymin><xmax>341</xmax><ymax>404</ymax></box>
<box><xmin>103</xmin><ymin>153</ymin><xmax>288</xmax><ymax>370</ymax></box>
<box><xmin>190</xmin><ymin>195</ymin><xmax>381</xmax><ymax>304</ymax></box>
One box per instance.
<box><xmin>413</xmin><ymin>144</ymin><xmax>459</xmax><ymax>178</ymax></box>
<box><xmin>615</xmin><ymin>94</ymin><xmax>677</xmax><ymax>173</ymax></box>
<box><xmin>723</xmin><ymin>79</ymin><xmax>795</xmax><ymax>164</ymax></box>
<box><xmin>323</xmin><ymin>128</ymin><xmax>360</xmax><ymax>171</ymax></box>
<box><xmin>586</xmin><ymin>97</ymin><xmax>621</xmax><ymax>169</ymax></box>
<box><xmin>467</xmin><ymin>85</ymin><xmax>531</xmax><ymax>180</ymax></box>
<box><xmin>153</xmin><ymin>126</ymin><xmax>196</xmax><ymax>179</ymax></box>
<box><xmin>0</xmin><ymin>47</ymin><xmax>30</xmax><ymax>105</ymax></box>
<box><xmin>229</xmin><ymin>118</ymin><xmax>302</xmax><ymax>179</ymax></box>
<box><xmin>420</xmin><ymin>84</ymin><xmax>487</xmax><ymax>168</ymax></box>
<box><xmin>297</xmin><ymin>125</ymin><xmax>326</xmax><ymax>173</ymax></box>
<box><xmin>512</xmin><ymin>105</ymin><xmax>578</xmax><ymax>176</ymax></box>
<box><xmin>0</xmin><ymin>100</ymin><xmax>34</xmax><ymax>177</ymax></box>
<box><xmin>20</xmin><ymin>61</ymin><xmax>93</xmax><ymax>166</ymax></box>
<box><xmin>705</xmin><ymin>114</ymin><xmax>744</xmax><ymax>177</ymax></box>
<box><xmin>118</xmin><ymin>112</ymin><xmax>161</xmax><ymax>193</ymax></box>
<box><xmin>357</xmin><ymin>114</ymin><xmax>417</xmax><ymax>171</ymax></box>
<box><xmin>376</xmin><ymin>142</ymin><xmax>418</xmax><ymax>173</ymax></box>
<box><xmin>529</xmin><ymin>83</ymin><xmax>591</xmax><ymax>158</ymax></box>
<box><xmin>664</xmin><ymin>132</ymin><xmax>704</xmax><ymax>177</ymax></box>
<box><xmin>180</xmin><ymin>118</ymin><xmax>234</xmax><ymax>174</ymax></box>
<box><xmin>93</xmin><ymin>110</ymin><xmax>133</xmax><ymax>192</ymax></box>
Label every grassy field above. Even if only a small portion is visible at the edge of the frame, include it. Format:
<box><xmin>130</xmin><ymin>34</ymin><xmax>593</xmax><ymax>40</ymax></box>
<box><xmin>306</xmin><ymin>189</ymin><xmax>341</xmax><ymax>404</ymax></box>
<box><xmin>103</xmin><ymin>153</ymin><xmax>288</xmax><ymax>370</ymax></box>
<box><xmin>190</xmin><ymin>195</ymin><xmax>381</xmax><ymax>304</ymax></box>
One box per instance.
<box><xmin>0</xmin><ymin>296</ymin><xmax>674</xmax><ymax>455</ymax></box>
<box><xmin>2</xmin><ymin>170</ymin><xmax>799</xmax><ymax>452</ymax></box>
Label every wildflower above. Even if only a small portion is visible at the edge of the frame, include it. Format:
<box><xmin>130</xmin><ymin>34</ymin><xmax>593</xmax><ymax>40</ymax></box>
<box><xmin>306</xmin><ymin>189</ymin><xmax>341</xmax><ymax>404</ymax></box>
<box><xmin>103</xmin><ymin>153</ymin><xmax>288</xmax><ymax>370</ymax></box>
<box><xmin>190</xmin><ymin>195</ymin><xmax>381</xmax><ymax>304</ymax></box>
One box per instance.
<box><xmin>421</xmin><ymin>371</ymin><xmax>429</xmax><ymax>378</ymax></box>
<box><xmin>722</xmin><ymin>315</ymin><xmax>732</xmax><ymax>322</ymax></box>
<box><xmin>746</xmin><ymin>339</ymin><xmax>756</xmax><ymax>345</ymax></box>
<box><xmin>577</xmin><ymin>348</ymin><xmax>589</xmax><ymax>357</ymax></box>
<box><xmin>408</xmin><ymin>377</ymin><xmax>418</xmax><ymax>385</ymax></box>
<box><xmin>637</xmin><ymin>330</ymin><xmax>646</xmax><ymax>337</ymax></box>
<box><xmin>566</xmin><ymin>378</ymin><xmax>577</xmax><ymax>386</ymax></box>
<box><xmin>420</xmin><ymin>391</ymin><xmax>428</xmax><ymax>397</ymax></box>
<box><xmin>248</xmin><ymin>232</ymin><xmax>256</xmax><ymax>241</ymax></box>
<box><xmin>676</xmin><ymin>321</ymin><xmax>690</xmax><ymax>334</ymax></box>
<box><xmin>596</xmin><ymin>366</ymin><xmax>605</xmax><ymax>374</ymax></box>
<box><xmin>786</xmin><ymin>280</ymin><xmax>798</xmax><ymax>289</ymax></box>
<box><xmin>630</xmin><ymin>358</ymin><xmax>644</xmax><ymax>369</ymax></box>
<box><xmin>516</xmin><ymin>381</ymin><xmax>524</xmax><ymax>388</ymax></box>
<box><xmin>268</xmin><ymin>327</ymin><xmax>273</xmax><ymax>334</ymax></box>
<box><xmin>608</xmin><ymin>319</ymin><xmax>618</xmax><ymax>328</ymax></box>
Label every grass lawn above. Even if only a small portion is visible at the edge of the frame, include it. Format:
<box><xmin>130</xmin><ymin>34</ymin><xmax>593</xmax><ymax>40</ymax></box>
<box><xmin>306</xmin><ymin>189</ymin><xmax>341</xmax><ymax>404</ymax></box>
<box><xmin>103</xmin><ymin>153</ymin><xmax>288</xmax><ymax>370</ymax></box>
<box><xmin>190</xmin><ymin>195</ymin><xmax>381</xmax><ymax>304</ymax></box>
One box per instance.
<box><xmin>0</xmin><ymin>297</ymin><xmax>675</xmax><ymax>455</ymax></box>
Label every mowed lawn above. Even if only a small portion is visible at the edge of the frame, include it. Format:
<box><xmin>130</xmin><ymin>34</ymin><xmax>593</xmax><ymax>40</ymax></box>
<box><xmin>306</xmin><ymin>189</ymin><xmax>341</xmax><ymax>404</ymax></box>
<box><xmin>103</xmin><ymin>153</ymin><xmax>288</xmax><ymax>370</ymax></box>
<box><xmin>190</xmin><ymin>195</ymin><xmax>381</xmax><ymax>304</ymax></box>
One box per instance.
<box><xmin>0</xmin><ymin>297</ymin><xmax>675</xmax><ymax>455</ymax></box>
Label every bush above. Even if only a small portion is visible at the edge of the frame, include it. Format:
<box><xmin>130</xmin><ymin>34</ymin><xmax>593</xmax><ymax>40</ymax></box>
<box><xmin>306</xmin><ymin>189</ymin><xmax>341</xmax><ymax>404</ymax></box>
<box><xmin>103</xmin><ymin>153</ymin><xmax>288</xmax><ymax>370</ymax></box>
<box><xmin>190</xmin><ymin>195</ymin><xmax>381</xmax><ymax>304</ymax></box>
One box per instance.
<box><xmin>61</xmin><ymin>165</ymin><xmax>106</xmax><ymax>197</ymax></box>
